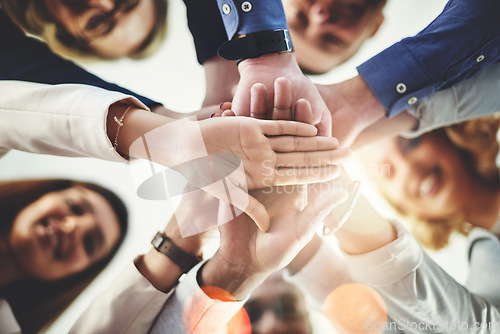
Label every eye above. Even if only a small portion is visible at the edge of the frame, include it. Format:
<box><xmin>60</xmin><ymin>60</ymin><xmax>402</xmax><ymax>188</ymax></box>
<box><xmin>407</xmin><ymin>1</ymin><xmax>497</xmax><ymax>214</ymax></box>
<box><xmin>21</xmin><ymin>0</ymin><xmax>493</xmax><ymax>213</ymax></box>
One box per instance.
<box><xmin>297</xmin><ymin>11</ymin><xmax>308</xmax><ymax>28</ymax></box>
<box><xmin>396</xmin><ymin>137</ymin><xmax>421</xmax><ymax>156</ymax></box>
<box><xmin>121</xmin><ymin>0</ymin><xmax>139</xmax><ymax>12</ymax></box>
<box><xmin>86</xmin><ymin>14</ymin><xmax>108</xmax><ymax>32</ymax></box>
<box><xmin>83</xmin><ymin>233</ymin><xmax>95</xmax><ymax>257</ymax></box>
<box><xmin>67</xmin><ymin>199</ymin><xmax>85</xmax><ymax>216</ymax></box>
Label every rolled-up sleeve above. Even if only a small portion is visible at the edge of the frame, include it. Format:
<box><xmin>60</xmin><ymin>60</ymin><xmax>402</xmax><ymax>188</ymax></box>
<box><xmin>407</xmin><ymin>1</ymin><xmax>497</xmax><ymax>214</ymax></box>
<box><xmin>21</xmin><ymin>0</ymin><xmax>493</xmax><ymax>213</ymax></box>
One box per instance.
<box><xmin>358</xmin><ymin>0</ymin><xmax>500</xmax><ymax>118</ymax></box>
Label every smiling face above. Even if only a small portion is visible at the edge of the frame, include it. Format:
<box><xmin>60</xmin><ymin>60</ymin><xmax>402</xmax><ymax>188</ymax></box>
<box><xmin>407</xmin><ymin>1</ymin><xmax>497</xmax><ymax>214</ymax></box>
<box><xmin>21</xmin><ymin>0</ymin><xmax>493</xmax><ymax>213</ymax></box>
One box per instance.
<box><xmin>9</xmin><ymin>186</ymin><xmax>120</xmax><ymax>280</ymax></box>
<box><xmin>283</xmin><ymin>0</ymin><xmax>384</xmax><ymax>74</ymax></box>
<box><xmin>43</xmin><ymin>0</ymin><xmax>155</xmax><ymax>58</ymax></box>
<box><xmin>359</xmin><ymin>133</ymin><xmax>472</xmax><ymax>221</ymax></box>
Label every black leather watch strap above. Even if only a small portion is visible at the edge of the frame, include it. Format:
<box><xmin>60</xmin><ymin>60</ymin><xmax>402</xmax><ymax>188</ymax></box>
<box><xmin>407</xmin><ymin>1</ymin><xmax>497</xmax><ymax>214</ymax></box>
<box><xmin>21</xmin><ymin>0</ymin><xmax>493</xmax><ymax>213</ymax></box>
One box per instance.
<box><xmin>151</xmin><ymin>232</ymin><xmax>202</xmax><ymax>273</ymax></box>
<box><xmin>218</xmin><ymin>29</ymin><xmax>294</xmax><ymax>62</ymax></box>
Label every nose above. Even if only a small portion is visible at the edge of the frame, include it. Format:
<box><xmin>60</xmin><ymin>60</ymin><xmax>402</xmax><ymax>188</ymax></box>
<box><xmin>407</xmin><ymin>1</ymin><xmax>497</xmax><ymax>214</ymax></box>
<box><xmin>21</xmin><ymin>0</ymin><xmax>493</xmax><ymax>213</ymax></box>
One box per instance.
<box><xmin>59</xmin><ymin>217</ymin><xmax>77</xmax><ymax>234</ymax></box>
<box><xmin>310</xmin><ymin>3</ymin><xmax>331</xmax><ymax>26</ymax></box>
<box><xmin>88</xmin><ymin>0</ymin><xmax>114</xmax><ymax>11</ymax></box>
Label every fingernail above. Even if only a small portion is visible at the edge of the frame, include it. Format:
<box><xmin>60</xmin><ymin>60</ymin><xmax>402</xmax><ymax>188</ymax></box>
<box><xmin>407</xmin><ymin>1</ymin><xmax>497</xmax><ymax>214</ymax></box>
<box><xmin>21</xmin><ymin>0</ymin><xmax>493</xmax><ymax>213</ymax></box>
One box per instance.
<box><xmin>219</xmin><ymin>102</ymin><xmax>224</xmax><ymax>110</ymax></box>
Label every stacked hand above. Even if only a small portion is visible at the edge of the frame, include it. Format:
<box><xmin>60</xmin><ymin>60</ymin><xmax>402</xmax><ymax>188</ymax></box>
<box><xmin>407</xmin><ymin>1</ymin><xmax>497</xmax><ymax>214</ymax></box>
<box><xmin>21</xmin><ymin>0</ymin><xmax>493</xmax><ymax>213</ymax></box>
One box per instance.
<box><xmin>232</xmin><ymin>53</ymin><xmax>332</xmax><ymax>136</ymax></box>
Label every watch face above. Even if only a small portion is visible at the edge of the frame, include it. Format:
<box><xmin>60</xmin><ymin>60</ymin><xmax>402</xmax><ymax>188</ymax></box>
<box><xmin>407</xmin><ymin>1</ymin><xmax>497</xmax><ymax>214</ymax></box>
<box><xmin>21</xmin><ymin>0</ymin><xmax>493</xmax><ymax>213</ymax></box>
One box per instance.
<box><xmin>151</xmin><ymin>232</ymin><xmax>164</xmax><ymax>249</ymax></box>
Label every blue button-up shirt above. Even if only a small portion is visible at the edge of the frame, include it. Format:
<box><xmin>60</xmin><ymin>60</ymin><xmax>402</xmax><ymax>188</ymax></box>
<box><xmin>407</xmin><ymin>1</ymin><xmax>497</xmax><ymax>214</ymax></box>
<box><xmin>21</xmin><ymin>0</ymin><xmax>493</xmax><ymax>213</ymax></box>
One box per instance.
<box><xmin>358</xmin><ymin>0</ymin><xmax>500</xmax><ymax>117</ymax></box>
<box><xmin>0</xmin><ymin>10</ymin><xmax>160</xmax><ymax>108</ymax></box>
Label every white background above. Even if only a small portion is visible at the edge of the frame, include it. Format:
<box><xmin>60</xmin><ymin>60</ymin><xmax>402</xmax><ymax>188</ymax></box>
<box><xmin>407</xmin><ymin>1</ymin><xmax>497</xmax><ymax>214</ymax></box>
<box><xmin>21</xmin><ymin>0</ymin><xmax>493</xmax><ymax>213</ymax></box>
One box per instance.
<box><xmin>0</xmin><ymin>0</ymin><xmax>467</xmax><ymax>332</ymax></box>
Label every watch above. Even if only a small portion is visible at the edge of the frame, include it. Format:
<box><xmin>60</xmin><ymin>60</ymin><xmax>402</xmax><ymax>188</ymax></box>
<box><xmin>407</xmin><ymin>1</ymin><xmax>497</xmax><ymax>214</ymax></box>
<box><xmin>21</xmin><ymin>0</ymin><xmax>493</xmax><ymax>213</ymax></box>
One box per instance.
<box><xmin>217</xmin><ymin>29</ymin><xmax>294</xmax><ymax>63</ymax></box>
<box><xmin>151</xmin><ymin>232</ymin><xmax>202</xmax><ymax>273</ymax></box>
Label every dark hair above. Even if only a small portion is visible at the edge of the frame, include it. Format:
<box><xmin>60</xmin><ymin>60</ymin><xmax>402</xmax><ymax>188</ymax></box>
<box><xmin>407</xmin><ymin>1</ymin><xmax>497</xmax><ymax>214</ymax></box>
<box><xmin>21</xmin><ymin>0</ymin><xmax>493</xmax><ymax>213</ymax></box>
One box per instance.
<box><xmin>1</xmin><ymin>0</ymin><xmax>168</xmax><ymax>61</ymax></box>
<box><xmin>0</xmin><ymin>179</ymin><xmax>128</xmax><ymax>332</ymax></box>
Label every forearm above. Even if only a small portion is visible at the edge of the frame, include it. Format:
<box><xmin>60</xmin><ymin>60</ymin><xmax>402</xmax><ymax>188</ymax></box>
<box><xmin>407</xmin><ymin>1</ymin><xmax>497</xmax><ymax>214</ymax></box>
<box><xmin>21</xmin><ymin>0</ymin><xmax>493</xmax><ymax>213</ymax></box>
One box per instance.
<box><xmin>202</xmin><ymin>55</ymin><xmax>239</xmax><ymax>107</ymax></box>
<box><xmin>135</xmin><ymin>214</ymin><xmax>203</xmax><ymax>293</ymax></box>
<box><xmin>335</xmin><ymin>195</ymin><xmax>396</xmax><ymax>255</ymax></box>
<box><xmin>357</xmin><ymin>0</ymin><xmax>500</xmax><ymax>118</ymax></box>
<box><xmin>107</xmin><ymin>103</ymin><xmax>209</xmax><ymax>169</ymax></box>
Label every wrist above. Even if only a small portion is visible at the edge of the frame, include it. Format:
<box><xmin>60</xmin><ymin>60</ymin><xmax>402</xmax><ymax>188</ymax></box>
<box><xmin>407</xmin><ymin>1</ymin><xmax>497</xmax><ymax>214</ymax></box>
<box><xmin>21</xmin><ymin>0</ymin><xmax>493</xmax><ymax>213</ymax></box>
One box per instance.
<box><xmin>286</xmin><ymin>234</ymin><xmax>322</xmax><ymax>276</ymax></box>
<box><xmin>350</xmin><ymin>75</ymin><xmax>386</xmax><ymax>121</ymax></box>
<box><xmin>200</xmin><ymin>252</ymin><xmax>269</xmax><ymax>300</ymax></box>
<box><xmin>238</xmin><ymin>52</ymin><xmax>299</xmax><ymax>74</ymax></box>
<box><xmin>135</xmin><ymin>249</ymin><xmax>183</xmax><ymax>292</ymax></box>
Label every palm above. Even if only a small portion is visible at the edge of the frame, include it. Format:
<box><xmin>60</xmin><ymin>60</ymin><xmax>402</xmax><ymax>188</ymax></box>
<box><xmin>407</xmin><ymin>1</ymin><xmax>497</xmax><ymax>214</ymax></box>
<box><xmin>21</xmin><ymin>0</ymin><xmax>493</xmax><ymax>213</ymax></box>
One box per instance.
<box><xmin>217</xmin><ymin>182</ymin><xmax>346</xmax><ymax>276</ymax></box>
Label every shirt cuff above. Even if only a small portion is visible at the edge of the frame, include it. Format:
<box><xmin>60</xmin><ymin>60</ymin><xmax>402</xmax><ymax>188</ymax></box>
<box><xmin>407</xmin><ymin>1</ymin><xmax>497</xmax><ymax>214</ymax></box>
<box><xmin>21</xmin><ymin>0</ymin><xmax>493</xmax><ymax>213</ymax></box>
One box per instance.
<box><xmin>357</xmin><ymin>42</ymin><xmax>435</xmax><ymax>118</ymax></box>
<box><xmin>156</xmin><ymin>260</ymin><xmax>248</xmax><ymax>333</ymax></box>
<box><xmin>217</xmin><ymin>0</ymin><xmax>288</xmax><ymax>39</ymax></box>
<box><xmin>344</xmin><ymin>221</ymin><xmax>423</xmax><ymax>287</ymax></box>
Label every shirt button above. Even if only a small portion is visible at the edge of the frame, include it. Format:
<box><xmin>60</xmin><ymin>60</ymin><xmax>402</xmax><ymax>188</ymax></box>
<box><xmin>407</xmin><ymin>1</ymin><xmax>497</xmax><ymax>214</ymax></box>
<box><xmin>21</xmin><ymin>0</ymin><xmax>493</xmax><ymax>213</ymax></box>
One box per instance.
<box><xmin>396</xmin><ymin>83</ymin><xmax>406</xmax><ymax>94</ymax></box>
<box><xmin>222</xmin><ymin>3</ymin><xmax>231</xmax><ymax>14</ymax></box>
<box><xmin>408</xmin><ymin>96</ymin><xmax>418</xmax><ymax>105</ymax></box>
<box><xmin>476</xmin><ymin>55</ymin><xmax>485</xmax><ymax>62</ymax></box>
<box><xmin>241</xmin><ymin>1</ymin><xmax>252</xmax><ymax>12</ymax></box>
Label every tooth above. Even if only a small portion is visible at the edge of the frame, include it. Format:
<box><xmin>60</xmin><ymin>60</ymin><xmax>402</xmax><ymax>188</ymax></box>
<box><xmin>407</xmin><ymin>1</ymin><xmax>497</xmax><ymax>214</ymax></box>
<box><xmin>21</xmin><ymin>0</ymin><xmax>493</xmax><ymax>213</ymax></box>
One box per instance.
<box><xmin>420</xmin><ymin>174</ymin><xmax>434</xmax><ymax>195</ymax></box>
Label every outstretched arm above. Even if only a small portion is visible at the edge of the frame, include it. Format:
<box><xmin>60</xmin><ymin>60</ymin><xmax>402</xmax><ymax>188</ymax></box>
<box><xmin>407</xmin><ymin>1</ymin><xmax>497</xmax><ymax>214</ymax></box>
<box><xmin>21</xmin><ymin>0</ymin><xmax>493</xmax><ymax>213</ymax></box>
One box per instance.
<box><xmin>150</xmin><ymin>178</ymin><xmax>348</xmax><ymax>333</ymax></box>
<box><xmin>316</xmin><ymin>0</ymin><xmax>500</xmax><ymax>147</ymax></box>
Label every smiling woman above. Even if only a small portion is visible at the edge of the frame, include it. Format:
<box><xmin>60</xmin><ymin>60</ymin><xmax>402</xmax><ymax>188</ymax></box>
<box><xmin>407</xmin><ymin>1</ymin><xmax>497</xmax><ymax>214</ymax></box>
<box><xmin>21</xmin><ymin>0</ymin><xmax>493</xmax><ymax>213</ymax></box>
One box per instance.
<box><xmin>0</xmin><ymin>179</ymin><xmax>128</xmax><ymax>332</ymax></box>
<box><xmin>0</xmin><ymin>0</ymin><xmax>167</xmax><ymax>60</ymax></box>
<box><xmin>359</xmin><ymin>115</ymin><xmax>500</xmax><ymax>250</ymax></box>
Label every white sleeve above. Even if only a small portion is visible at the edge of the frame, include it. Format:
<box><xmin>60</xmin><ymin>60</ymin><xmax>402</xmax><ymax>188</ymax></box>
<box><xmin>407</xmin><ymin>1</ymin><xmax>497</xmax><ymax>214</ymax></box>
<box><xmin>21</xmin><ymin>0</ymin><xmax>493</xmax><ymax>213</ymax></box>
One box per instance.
<box><xmin>70</xmin><ymin>262</ymin><xmax>172</xmax><ymax>334</ymax></box>
<box><xmin>150</xmin><ymin>261</ymin><xmax>247</xmax><ymax>334</ymax></box>
<box><xmin>0</xmin><ymin>81</ymin><xmax>149</xmax><ymax>161</ymax></box>
<box><xmin>403</xmin><ymin>63</ymin><xmax>500</xmax><ymax>138</ymax></box>
<box><xmin>284</xmin><ymin>237</ymin><xmax>352</xmax><ymax>311</ymax></box>
<box><xmin>345</xmin><ymin>222</ymin><xmax>500</xmax><ymax>334</ymax></box>
<box><xmin>0</xmin><ymin>299</ymin><xmax>21</xmax><ymax>334</ymax></box>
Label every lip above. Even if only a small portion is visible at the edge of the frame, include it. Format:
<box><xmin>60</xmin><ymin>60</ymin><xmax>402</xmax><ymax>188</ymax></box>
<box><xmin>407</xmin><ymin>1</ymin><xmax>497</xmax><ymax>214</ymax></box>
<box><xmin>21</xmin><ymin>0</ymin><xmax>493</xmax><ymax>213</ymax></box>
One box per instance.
<box><xmin>36</xmin><ymin>218</ymin><xmax>63</xmax><ymax>259</ymax></box>
<box><xmin>416</xmin><ymin>168</ymin><xmax>442</xmax><ymax>198</ymax></box>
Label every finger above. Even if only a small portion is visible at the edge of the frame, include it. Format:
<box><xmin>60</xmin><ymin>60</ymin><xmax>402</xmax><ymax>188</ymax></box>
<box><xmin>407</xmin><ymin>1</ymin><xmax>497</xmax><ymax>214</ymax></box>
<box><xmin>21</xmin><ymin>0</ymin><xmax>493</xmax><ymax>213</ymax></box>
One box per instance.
<box><xmin>244</xmin><ymin>194</ymin><xmax>271</xmax><ymax>232</ymax></box>
<box><xmin>208</xmin><ymin>180</ymin><xmax>271</xmax><ymax>233</ymax></box>
<box><xmin>272</xmin><ymin>77</ymin><xmax>293</xmax><ymax>121</ymax></box>
<box><xmin>273</xmin><ymin>165</ymin><xmax>342</xmax><ymax>185</ymax></box>
<box><xmin>222</xmin><ymin>110</ymin><xmax>236</xmax><ymax>117</ymax></box>
<box><xmin>211</xmin><ymin>112</ymin><xmax>223</xmax><ymax>118</ymax></box>
<box><xmin>294</xmin><ymin>98</ymin><xmax>314</xmax><ymax>125</ymax></box>
<box><xmin>220</xmin><ymin>102</ymin><xmax>232</xmax><ymax>112</ymax></box>
<box><xmin>316</xmin><ymin>112</ymin><xmax>333</xmax><ymax>137</ymax></box>
<box><xmin>258</xmin><ymin>120</ymin><xmax>318</xmax><ymax>137</ymax></box>
<box><xmin>270</xmin><ymin>136</ymin><xmax>339</xmax><ymax>152</ymax></box>
<box><xmin>250</xmin><ymin>83</ymin><xmax>268</xmax><ymax>119</ymax></box>
<box><xmin>276</xmin><ymin>148</ymin><xmax>352</xmax><ymax>167</ymax></box>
